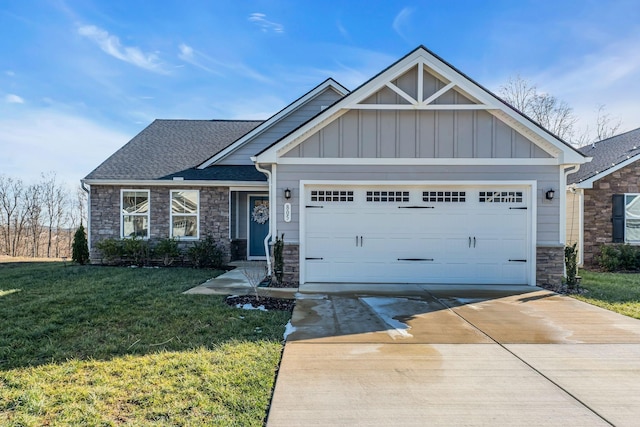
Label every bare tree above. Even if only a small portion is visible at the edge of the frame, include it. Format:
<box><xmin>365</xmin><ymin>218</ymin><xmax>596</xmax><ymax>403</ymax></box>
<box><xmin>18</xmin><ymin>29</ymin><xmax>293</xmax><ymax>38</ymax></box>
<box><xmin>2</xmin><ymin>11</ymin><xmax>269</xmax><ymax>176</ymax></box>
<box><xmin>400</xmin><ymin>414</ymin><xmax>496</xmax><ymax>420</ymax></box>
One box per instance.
<box><xmin>500</xmin><ymin>76</ymin><xmax>623</xmax><ymax>147</ymax></box>
<box><xmin>595</xmin><ymin>104</ymin><xmax>622</xmax><ymax>141</ymax></box>
<box><xmin>41</xmin><ymin>172</ymin><xmax>68</xmax><ymax>258</ymax></box>
<box><xmin>0</xmin><ymin>176</ymin><xmax>24</xmax><ymax>256</ymax></box>
<box><xmin>499</xmin><ymin>76</ymin><xmax>577</xmax><ymax>141</ymax></box>
<box><xmin>24</xmin><ymin>183</ymin><xmax>43</xmax><ymax>257</ymax></box>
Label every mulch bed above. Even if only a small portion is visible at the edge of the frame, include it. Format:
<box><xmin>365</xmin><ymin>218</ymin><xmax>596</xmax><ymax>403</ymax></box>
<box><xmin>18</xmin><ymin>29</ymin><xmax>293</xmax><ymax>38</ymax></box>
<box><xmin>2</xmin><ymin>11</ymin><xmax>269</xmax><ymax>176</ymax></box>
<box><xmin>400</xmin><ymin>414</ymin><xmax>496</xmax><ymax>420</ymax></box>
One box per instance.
<box><xmin>225</xmin><ymin>295</ymin><xmax>295</xmax><ymax>312</ymax></box>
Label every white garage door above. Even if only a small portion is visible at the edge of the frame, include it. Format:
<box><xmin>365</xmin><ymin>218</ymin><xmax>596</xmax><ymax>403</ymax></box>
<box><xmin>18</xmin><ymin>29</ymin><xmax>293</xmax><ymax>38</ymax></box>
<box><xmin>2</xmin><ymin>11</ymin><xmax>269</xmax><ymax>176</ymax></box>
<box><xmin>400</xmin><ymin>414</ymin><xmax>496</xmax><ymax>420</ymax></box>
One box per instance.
<box><xmin>304</xmin><ymin>185</ymin><xmax>531</xmax><ymax>285</ymax></box>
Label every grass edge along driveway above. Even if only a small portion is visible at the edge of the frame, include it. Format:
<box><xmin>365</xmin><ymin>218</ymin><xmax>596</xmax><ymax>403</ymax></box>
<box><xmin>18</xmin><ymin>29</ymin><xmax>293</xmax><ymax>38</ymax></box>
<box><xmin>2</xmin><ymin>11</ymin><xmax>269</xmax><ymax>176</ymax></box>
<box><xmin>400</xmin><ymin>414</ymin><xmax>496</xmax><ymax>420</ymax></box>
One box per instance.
<box><xmin>0</xmin><ymin>262</ymin><xmax>291</xmax><ymax>426</ymax></box>
<box><xmin>574</xmin><ymin>270</ymin><xmax>640</xmax><ymax>320</ymax></box>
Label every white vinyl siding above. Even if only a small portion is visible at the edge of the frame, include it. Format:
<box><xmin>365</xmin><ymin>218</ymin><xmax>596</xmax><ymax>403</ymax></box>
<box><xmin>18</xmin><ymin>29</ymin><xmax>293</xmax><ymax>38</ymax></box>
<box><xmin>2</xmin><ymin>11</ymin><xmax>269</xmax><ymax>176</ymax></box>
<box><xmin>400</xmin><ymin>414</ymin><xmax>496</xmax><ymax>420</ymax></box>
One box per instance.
<box><xmin>121</xmin><ymin>190</ymin><xmax>150</xmax><ymax>238</ymax></box>
<box><xmin>171</xmin><ymin>190</ymin><xmax>199</xmax><ymax>239</ymax></box>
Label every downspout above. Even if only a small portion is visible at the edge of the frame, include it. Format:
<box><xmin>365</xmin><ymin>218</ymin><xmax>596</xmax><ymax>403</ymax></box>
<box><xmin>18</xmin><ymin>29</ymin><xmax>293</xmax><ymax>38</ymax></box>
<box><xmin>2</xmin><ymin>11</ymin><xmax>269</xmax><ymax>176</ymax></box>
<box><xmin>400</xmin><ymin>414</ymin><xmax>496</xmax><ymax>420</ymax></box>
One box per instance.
<box><xmin>252</xmin><ymin>161</ymin><xmax>272</xmax><ymax>276</ymax></box>
<box><xmin>562</xmin><ymin>165</ymin><xmax>581</xmax><ymax>275</ymax></box>
<box><xmin>81</xmin><ymin>180</ymin><xmax>91</xmax><ymax>251</ymax></box>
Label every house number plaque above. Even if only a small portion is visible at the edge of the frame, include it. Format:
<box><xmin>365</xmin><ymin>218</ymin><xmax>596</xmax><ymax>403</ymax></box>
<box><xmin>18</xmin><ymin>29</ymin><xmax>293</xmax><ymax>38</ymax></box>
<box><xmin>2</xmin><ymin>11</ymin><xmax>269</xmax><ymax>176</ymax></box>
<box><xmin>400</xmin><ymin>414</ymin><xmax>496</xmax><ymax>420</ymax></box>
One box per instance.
<box><xmin>283</xmin><ymin>203</ymin><xmax>292</xmax><ymax>223</ymax></box>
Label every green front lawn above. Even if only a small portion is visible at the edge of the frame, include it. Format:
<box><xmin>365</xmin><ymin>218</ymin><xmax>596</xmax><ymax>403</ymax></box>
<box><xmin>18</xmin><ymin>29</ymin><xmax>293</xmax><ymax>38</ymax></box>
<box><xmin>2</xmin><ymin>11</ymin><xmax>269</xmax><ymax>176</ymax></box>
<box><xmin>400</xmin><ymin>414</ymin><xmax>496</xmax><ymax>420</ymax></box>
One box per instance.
<box><xmin>574</xmin><ymin>270</ymin><xmax>640</xmax><ymax>320</ymax></box>
<box><xmin>0</xmin><ymin>262</ymin><xmax>291</xmax><ymax>426</ymax></box>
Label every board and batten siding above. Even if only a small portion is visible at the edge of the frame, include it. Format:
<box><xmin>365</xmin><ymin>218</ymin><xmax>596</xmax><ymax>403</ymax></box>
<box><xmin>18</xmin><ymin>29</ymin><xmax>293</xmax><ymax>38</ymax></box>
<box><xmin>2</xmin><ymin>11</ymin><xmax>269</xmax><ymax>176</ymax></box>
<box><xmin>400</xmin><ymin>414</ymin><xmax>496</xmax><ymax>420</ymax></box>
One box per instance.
<box><xmin>283</xmin><ymin>109</ymin><xmax>551</xmax><ymax>160</ymax></box>
<box><xmin>274</xmin><ymin>164</ymin><xmax>560</xmax><ymax>244</ymax></box>
<box><xmin>219</xmin><ymin>88</ymin><xmax>343</xmax><ymax>165</ymax></box>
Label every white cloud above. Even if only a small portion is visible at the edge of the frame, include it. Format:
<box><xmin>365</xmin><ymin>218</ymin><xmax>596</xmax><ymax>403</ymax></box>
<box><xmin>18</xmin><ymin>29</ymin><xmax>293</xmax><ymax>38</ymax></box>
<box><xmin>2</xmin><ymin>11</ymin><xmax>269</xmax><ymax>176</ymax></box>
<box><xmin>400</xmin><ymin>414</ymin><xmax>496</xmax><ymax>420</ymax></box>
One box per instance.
<box><xmin>531</xmin><ymin>34</ymin><xmax>640</xmax><ymax>137</ymax></box>
<box><xmin>392</xmin><ymin>7</ymin><xmax>414</xmax><ymax>42</ymax></box>
<box><xmin>0</xmin><ymin>110</ymin><xmax>132</xmax><ymax>188</ymax></box>
<box><xmin>77</xmin><ymin>24</ymin><xmax>168</xmax><ymax>74</ymax></box>
<box><xmin>5</xmin><ymin>94</ymin><xmax>25</xmax><ymax>104</ymax></box>
<box><xmin>5</xmin><ymin>70</ymin><xmax>15</xmax><ymax>77</ymax></box>
<box><xmin>177</xmin><ymin>43</ymin><xmax>270</xmax><ymax>83</ymax></box>
<box><xmin>248</xmin><ymin>13</ymin><xmax>284</xmax><ymax>34</ymax></box>
<box><xmin>178</xmin><ymin>43</ymin><xmax>216</xmax><ymax>74</ymax></box>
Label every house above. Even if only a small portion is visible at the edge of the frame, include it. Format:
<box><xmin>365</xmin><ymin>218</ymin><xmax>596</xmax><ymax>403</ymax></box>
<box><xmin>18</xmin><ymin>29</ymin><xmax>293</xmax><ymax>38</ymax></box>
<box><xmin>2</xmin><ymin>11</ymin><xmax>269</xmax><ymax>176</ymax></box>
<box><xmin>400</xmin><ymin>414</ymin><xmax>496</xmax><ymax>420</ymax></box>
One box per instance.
<box><xmin>566</xmin><ymin>127</ymin><xmax>640</xmax><ymax>266</ymax></box>
<box><xmin>83</xmin><ymin>46</ymin><xmax>588</xmax><ymax>288</ymax></box>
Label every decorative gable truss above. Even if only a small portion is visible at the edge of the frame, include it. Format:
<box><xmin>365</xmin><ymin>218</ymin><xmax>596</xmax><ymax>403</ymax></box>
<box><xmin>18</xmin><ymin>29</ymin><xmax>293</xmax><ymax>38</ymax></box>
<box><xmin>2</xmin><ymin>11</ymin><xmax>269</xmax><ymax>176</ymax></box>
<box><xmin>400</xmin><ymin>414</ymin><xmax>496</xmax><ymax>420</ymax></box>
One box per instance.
<box><xmin>256</xmin><ymin>47</ymin><xmax>587</xmax><ymax>166</ymax></box>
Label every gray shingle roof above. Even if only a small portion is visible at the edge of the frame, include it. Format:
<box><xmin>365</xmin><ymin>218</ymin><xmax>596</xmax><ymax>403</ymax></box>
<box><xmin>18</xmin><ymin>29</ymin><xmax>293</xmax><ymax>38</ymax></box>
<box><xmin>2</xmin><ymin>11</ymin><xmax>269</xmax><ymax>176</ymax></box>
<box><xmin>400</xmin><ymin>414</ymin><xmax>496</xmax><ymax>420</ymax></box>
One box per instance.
<box><xmin>568</xmin><ymin>127</ymin><xmax>640</xmax><ymax>184</ymax></box>
<box><xmin>84</xmin><ymin>119</ymin><xmax>263</xmax><ymax>180</ymax></box>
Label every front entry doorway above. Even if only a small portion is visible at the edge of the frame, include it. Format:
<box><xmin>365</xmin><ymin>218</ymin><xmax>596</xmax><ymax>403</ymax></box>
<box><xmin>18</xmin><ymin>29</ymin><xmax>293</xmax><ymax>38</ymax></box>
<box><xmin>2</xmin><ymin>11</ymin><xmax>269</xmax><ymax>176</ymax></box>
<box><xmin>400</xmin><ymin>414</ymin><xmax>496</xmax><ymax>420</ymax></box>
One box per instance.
<box><xmin>248</xmin><ymin>195</ymin><xmax>269</xmax><ymax>259</ymax></box>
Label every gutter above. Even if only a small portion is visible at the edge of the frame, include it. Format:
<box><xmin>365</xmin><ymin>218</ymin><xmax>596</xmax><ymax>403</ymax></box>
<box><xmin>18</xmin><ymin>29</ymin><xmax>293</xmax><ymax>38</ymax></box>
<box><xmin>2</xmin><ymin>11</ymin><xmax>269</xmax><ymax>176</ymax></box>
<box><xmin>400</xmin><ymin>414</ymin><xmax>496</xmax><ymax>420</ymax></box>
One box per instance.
<box><xmin>251</xmin><ymin>159</ymin><xmax>273</xmax><ymax>276</ymax></box>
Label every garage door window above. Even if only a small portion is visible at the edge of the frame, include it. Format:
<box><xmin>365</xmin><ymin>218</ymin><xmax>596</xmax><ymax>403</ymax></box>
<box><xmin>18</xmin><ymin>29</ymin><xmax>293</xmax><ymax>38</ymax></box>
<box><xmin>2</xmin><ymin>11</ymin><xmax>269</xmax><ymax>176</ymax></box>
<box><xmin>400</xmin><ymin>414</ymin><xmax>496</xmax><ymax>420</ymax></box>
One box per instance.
<box><xmin>366</xmin><ymin>191</ymin><xmax>409</xmax><ymax>202</ymax></box>
<box><xmin>423</xmin><ymin>191</ymin><xmax>466</xmax><ymax>202</ymax></box>
<box><xmin>310</xmin><ymin>190</ymin><xmax>354</xmax><ymax>202</ymax></box>
<box><xmin>479</xmin><ymin>191</ymin><xmax>523</xmax><ymax>203</ymax></box>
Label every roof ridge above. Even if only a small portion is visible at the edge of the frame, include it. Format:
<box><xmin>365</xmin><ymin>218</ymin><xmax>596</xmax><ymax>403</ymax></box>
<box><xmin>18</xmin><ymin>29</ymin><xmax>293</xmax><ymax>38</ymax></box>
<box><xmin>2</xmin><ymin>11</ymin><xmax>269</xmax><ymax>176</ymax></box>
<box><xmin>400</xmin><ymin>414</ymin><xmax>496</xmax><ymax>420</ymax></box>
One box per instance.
<box><xmin>153</xmin><ymin>118</ymin><xmax>264</xmax><ymax>123</ymax></box>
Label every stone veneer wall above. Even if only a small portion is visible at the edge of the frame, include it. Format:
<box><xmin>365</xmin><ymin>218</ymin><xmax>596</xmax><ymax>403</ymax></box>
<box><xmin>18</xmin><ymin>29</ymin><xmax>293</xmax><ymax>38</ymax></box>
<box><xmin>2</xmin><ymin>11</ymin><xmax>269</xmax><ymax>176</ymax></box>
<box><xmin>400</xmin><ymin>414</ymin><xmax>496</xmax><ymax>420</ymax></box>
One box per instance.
<box><xmin>281</xmin><ymin>243</ymin><xmax>299</xmax><ymax>285</ymax></box>
<box><xmin>536</xmin><ymin>246</ymin><xmax>564</xmax><ymax>289</ymax></box>
<box><xmin>89</xmin><ymin>185</ymin><xmax>230</xmax><ymax>262</ymax></box>
<box><xmin>582</xmin><ymin>163</ymin><xmax>640</xmax><ymax>266</ymax></box>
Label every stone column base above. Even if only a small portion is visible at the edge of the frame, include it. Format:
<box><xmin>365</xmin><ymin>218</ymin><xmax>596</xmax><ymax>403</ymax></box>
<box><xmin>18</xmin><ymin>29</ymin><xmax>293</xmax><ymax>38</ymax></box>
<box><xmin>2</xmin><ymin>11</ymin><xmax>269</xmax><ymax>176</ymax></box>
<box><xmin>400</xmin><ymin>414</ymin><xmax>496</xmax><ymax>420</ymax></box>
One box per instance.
<box><xmin>536</xmin><ymin>246</ymin><xmax>564</xmax><ymax>290</ymax></box>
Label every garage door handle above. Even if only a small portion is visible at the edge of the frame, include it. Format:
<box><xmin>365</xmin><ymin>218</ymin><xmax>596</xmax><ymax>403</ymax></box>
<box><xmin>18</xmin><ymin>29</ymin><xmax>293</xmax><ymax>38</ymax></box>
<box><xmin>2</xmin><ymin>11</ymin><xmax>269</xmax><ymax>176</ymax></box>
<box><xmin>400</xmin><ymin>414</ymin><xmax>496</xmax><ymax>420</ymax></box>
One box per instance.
<box><xmin>360</xmin><ymin>236</ymin><xmax>363</xmax><ymax>246</ymax></box>
<box><xmin>469</xmin><ymin>237</ymin><xmax>471</xmax><ymax>248</ymax></box>
<box><xmin>474</xmin><ymin>237</ymin><xmax>476</xmax><ymax>248</ymax></box>
<box><xmin>509</xmin><ymin>207</ymin><xmax>527</xmax><ymax>210</ymax></box>
<box><xmin>508</xmin><ymin>259</ymin><xmax>527</xmax><ymax>262</ymax></box>
<box><xmin>306</xmin><ymin>205</ymin><xmax>324</xmax><ymax>208</ymax></box>
<box><xmin>305</xmin><ymin>257</ymin><xmax>324</xmax><ymax>260</ymax></box>
<box><xmin>399</xmin><ymin>206</ymin><xmax>434</xmax><ymax>209</ymax></box>
<box><xmin>398</xmin><ymin>258</ymin><xmax>434</xmax><ymax>261</ymax></box>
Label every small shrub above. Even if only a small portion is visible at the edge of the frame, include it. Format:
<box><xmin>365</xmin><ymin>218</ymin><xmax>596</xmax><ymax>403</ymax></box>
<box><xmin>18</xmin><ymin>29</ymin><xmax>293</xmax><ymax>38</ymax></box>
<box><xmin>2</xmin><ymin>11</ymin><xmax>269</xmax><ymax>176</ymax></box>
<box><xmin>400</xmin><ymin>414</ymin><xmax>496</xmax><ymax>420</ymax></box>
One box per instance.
<box><xmin>564</xmin><ymin>243</ymin><xmax>579</xmax><ymax>291</ymax></box>
<box><xmin>71</xmin><ymin>224</ymin><xmax>90</xmax><ymax>265</ymax></box>
<box><xmin>122</xmin><ymin>236</ymin><xmax>152</xmax><ymax>266</ymax></box>
<box><xmin>187</xmin><ymin>235</ymin><xmax>224</xmax><ymax>269</ymax></box>
<box><xmin>597</xmin><ymin>244</ymin><xmax>640</xmax><ymax>272</ymax></box>
<box><xmin>95</xmin><ymin>238</ymin><xmax>124</xmax><ymax>264</ymax></box>
<box><xmin>273</xmin><ymin>233</ymin><xmax>284</xmax><ymax>284</ymax></box>
<box><xmin>155</xmin><ymin>237</ymin><xmax>181</xmax><ymax>266</ymax></box>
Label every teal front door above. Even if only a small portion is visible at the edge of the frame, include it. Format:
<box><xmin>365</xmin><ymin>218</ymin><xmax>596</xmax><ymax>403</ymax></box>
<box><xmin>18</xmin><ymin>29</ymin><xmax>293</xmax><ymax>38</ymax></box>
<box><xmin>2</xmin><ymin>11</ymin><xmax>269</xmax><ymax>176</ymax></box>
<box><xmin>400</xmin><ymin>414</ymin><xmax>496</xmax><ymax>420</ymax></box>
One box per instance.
<box><xmin>248</xmin><ymin>195</ymin><xmax>269</xmax><ymax>258</ymax></box>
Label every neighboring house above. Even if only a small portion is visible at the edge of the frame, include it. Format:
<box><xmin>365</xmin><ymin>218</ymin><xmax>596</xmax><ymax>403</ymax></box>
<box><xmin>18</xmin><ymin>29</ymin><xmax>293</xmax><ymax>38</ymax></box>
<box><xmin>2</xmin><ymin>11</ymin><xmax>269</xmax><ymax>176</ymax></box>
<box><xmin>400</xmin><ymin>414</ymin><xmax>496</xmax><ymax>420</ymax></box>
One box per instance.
<box><xmin>83</xmin><ymin>46</ymin><xmax>588</xmax><ymax>288</ymax></box>
<box><xmin>567</xmin><ymin>127</ymin><xmax>640</xmax><ymax>266</ymax></box>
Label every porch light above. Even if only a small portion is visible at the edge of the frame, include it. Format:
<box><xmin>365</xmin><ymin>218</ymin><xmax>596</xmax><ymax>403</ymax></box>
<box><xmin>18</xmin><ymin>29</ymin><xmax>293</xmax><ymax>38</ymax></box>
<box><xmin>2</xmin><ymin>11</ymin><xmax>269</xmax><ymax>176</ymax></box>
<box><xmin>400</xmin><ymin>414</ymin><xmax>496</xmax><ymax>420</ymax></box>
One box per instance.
<box><xmin>545</xmin><ymin>189</ymin><xmax>555</xmax><ymax>200</ymax></box>
<box><xmin>284</xmin><ymin>188</ymin><xmax>292</xmax><ymax>200</ymax></box>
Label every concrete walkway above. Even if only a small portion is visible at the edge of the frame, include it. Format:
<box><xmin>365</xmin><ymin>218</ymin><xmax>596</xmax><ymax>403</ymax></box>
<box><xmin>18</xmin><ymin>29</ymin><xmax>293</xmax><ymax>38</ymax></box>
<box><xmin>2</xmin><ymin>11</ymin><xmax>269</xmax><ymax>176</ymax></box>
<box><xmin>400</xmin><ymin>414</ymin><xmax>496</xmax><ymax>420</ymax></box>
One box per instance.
<box><xmin>183</xmin><ymin>261</ymin><xmax>297</xmax><ymax>299</ymax></box>
<box><xmin>267</xmin><ymin>286</ymin><xmax>640</xmax><ymax>426</ymax></box>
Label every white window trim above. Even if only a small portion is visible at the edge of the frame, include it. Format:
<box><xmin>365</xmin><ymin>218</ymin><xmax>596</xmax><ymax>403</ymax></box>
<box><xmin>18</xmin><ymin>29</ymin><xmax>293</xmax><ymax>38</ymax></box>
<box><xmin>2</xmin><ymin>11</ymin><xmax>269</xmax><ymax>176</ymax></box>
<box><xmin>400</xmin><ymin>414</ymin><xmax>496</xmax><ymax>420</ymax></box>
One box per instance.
<box><xmin>624</xmin><ymin>193</ymin><xmax>640</xmax><ymax>245</ymax></box>
<box><xmin>120</xmin><ymin>189</ymin><xmax>150</xmax><ymax>239</ymax></box>
<box><xmin>170</xmin><ymin>189</ymin><xmax>200</xmax><ymax>240</ymax></box>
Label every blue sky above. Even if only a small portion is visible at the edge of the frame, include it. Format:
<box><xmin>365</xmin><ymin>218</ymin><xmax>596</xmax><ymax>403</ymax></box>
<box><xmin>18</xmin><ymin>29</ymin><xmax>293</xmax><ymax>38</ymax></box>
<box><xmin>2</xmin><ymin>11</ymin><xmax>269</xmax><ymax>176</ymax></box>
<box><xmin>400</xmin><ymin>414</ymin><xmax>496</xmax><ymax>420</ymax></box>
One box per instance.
<box><xmin>1</xmin><ymin>0</ymin><xmax>639</xmax><ymax>188</ymax></box>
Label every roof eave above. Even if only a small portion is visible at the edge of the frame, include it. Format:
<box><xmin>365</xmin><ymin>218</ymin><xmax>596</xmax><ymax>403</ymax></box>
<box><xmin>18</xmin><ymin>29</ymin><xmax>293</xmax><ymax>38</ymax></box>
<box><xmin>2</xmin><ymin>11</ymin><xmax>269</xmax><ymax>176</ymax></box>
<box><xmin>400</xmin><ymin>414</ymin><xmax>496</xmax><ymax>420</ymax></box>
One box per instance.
<box><xmin>82</xmin><ymin>179</ymin><xmax>268</xmax><ymax>187</ymax></box>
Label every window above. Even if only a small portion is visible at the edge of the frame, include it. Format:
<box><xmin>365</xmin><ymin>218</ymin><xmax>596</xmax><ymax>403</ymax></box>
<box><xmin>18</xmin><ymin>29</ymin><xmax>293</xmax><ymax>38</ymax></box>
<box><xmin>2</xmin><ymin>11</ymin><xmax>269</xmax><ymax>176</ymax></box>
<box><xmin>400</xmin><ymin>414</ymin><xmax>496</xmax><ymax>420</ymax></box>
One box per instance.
<box><xmin>625</xmin><ymin>194</ymin><xmax>640</xmax><ymax>243</ymax></box>
<box><xmin>479</xmin><ymin>191</ymin><xmax>523</xmax><ymax>203</ymax></box>
<box><xmin>423</xmin><ymin>191</ymin><xmax>466</xmax><ymax>203</ymax></box>
<box><xmin>121</xmin><ymin>190</ymin><xmax>150</xmax><ymax>238</ymax></box>
<box><xmin>171</xmin><ymin>190</ymin><xmax>199</xmax><ymax>238</ymax></box>
<box><xmin>310</xmin><ymin>190</ymin><xmax>354</xmax><ymax>202</ymax></box>
<box><xmin>366</xmin><ymin>191</ymin><xmax>409</xmax><ymax>202</ymax></box>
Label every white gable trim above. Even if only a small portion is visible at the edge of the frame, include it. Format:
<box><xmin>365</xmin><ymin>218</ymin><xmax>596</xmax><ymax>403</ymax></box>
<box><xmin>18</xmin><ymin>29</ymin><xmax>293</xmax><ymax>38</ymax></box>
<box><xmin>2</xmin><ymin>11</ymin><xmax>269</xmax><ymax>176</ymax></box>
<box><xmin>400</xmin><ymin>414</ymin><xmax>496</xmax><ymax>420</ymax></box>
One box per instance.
<box><xmin>575</xmin><ymin>154</ymin><xmax>639</xmax><ymax>189</ymax></box>
<box><xmin>255</xmin><ymin>47</ymin><xmax>587</xmax><ymax>166</ymax></box>
<box><xmin>198</xmin><ymin>79</ymin><xmax>349</xmax><ymax>169</ymax></box>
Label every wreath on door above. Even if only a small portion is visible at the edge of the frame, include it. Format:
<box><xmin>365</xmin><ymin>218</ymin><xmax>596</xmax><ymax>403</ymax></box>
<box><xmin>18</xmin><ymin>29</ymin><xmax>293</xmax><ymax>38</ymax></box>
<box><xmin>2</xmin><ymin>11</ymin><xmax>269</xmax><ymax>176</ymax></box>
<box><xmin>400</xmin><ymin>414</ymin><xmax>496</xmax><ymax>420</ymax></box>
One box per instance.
<box><xmin>252</xmin><ymin>203</ymin><xmax>269</xmax><ymax>224</ymax></box>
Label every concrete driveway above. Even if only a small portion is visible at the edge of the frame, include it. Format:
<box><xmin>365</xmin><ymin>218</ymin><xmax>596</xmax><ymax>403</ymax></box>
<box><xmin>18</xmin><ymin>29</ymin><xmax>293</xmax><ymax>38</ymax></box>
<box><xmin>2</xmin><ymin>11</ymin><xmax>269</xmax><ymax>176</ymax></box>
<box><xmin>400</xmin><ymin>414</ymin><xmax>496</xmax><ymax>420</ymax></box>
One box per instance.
<box><xmin>266</xmin><ymin>286</ymin><xmax>640</xmax><ymax>426</ymax></box>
